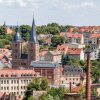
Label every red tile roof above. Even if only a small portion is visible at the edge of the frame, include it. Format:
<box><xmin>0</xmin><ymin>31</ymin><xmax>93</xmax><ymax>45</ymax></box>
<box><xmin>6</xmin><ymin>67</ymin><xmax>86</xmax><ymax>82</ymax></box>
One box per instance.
<box><xmin>67</xmin><ymin>48</ymin><xmax>83</xmax><ymax>55</ymax></box>
<box><xmin>90</xmin><ymin>34</ymin><xmax>100</xmax><ymax>38</ymax></box>
<box><xmin>67</xmin><ymin>33</ymin><xmax>83</xmax><ymax>38</ymax></box>
<box><xmin>0</xmin><ymin>69</ymin><xmax>40</xmax><ymax>78</ymax></box>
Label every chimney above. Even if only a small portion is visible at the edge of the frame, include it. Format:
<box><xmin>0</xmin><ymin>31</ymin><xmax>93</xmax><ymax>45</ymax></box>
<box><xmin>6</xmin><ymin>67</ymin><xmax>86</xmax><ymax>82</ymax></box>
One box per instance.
<box><xmin>86</xmin><ymin>50</ymin><xmax>91</xmax><ymax>100</ymax></box>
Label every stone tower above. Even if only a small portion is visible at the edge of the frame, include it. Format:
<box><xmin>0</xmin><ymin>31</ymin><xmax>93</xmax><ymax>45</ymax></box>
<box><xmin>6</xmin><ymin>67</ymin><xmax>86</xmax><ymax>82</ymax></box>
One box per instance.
<box><xmin>28</xmin><ymin>16</ymin><xmax>39</xmax><ymax>65</ymax></box>
<box><xmin>12</xmin><ymin>27</ymin><xmax>22</xmax><ymax>68</ymax></box>
<box><xmin>12</xmin><ymin>16</ymin><xmax>39</xmax><ymax>69</ymax></box>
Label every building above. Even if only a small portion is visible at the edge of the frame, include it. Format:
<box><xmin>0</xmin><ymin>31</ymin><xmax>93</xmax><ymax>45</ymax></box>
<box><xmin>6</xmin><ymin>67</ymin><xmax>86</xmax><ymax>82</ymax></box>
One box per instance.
<box><xmin>12</xmin><ymin>17</ymin><xmax>39</xmax><ymax>68</ymax></box>
<box><xmin>82</xmin><ymin>32</ymin><xmax>92</xmax><ymax>44</ymax></box>
<box><xmin>44</xmin><ymin>51</ymin><xmax>62</xmax><ymax>63</ymax></box>
<box><xmin>90</xmin><ymin>33</ymin><xmax>100</xmax><ymax>45</ymax></box>
<box><xmin>62</xmin><ymin>65</ymin><xmax>86</xmax><ymax>86</ymax></box>
<box><xmin>90</xmin><ymin>44</ymin><xmax>100</xmax><ymax>60</ymax></box>
<box><xmin>31</xmin><ymin>61</ymin><xmax>63</xmax><ymax>85</ymax></box>
<box><xmin>57</xmin><ymin>44</ymin><xmax>68</xmax><ymax>54</ymax></box>
<box><xmin>66</xmin><ymin>33</ymin><xmax>84</xmax><ymax>44</ymax></box>
<box><xmin>67</xmin><ymin>48</ymin><xmax>85</xmax><ymax>60</ymax></box>
<box><xmin>0</xmin><ymin>54</ymin><xmax>12</xmax><ymax>68</ymax></box>
<box><xmin>0</xmin><ymin>69</ymin><xmax>40</xmax><ymax>97</ymax></box>
<box><xmin>92</xmin><ymin>84</ymin><xmax>100</xmax><ymax>96</ymax></box>
<box><xmin>38</xmin><ymin>34</ymin><xmax>52</xmax><ymax>46</ymax></box>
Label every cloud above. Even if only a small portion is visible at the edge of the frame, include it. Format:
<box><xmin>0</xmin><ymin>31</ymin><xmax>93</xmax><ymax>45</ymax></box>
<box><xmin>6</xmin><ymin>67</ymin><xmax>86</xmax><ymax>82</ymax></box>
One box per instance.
<box><xmin>50</xmin><ymin>0</ymin><xmax>96</xmax><ymax>10</ymax></box>
<box><xmin>80</xmin><ymin>2</ymin><xmax>96</xmax><ymax>8</ymax></box>
<box><xmin>0</xmin><ymin>0</ymin><xmax>97</xmax><ymax>12</ymax></box>
<box><xmin>0</xmin><ymin>0</ymin><xmax>40</xmax><ymax>7</ymax></box>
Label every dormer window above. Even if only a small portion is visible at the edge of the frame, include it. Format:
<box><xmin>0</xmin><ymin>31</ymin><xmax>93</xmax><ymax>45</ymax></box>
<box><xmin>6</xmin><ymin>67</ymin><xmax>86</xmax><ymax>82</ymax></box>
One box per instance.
<box><xmin>1</xmin><ymin>74</ymin><xmax>4</xmax><ymax>77</ymax></box>
<box><xmin>5</xmin><ymin>74</ymin><xmax>8</xmax><ymax>77</ymax></box>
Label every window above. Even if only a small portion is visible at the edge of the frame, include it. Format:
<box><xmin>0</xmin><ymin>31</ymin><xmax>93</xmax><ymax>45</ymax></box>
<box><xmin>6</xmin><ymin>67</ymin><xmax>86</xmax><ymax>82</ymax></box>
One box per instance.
<box><xmin>1</xmin><ymin>87</ymin><xmax>3</xmax><ymax>90</ymax></box>
<box><xmin>5</xmin><ymin>74</ymin><xmax>8</xmax><ymax>77</ymax></box>
<box><xmin>11</xmin><ymin>80</ymin><xmax>13</xmax><ymax>84</ymax></box>
<box><xmin>1</xmin><ymin>80</ymin><xmax>3</xmax><ymax>84</ymax></box>
<box><xmin>14</xmin><ymin>80</ymin><xmax>16</xmax><ymax>84</ymax></box>
<box><xmin>1</xmin><ymin>74</ymin><xmax>4</xmax><ymax>77</ymax></box>
<box><xmin>21</xmin><ymin>80</ymin><xmax>23</xmax><ymax>84</ymax></box>
<box><xmin>7</xmin><ymin>87</ymin><xmax>9</xmax><ymax>90</ymax></box>
<box><xmin>4</xmin><ymin>80</ymin><xmax>6</xmax><ymax>84</ymax></box>
<box><xmin>4</xmin><ymin>87</ymin><xmax>6</xmax><ymax>90</ymax></box>
<box><xmin>7</xmin><ymin>80</ymin><xmax>9</xmax><ymax>84</ymax></box>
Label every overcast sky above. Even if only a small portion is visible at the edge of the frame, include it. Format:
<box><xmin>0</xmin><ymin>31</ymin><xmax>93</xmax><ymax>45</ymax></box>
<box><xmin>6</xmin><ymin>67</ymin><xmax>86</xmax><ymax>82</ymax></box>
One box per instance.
<box><xmin>0</xmin><ymin>0</ymin><xmax>100</xmax><ymax>26</ymax></box>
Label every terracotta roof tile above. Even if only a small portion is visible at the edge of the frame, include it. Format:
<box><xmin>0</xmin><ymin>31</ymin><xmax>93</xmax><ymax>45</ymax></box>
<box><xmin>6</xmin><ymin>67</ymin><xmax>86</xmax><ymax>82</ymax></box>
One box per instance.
<box><xmin>67</xmin><ymin>48</ymin><xmax>83</xmax><ymax>55</ymax></box>
<box><xmin>90</xmin><ymin>34</ymin><xmax>100</xmax><ymax>38</ymax></box>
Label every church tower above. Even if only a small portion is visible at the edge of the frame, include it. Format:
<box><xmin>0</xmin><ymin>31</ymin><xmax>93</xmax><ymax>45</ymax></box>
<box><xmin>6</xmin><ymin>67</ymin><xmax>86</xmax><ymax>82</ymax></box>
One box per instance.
<box><xmin>12</xmin><ymin>27</ymin><xmax>22</xmax><ymax>68</ymax></box>
<box><xmin>28</xmin><ymin>16</ymin><xmax>39</xmax><ymax>65</ymax></box>
<box><xmin>12</xmin><ymin>16</ymin><xmax>39</xmax><ymax>68</ymax></box>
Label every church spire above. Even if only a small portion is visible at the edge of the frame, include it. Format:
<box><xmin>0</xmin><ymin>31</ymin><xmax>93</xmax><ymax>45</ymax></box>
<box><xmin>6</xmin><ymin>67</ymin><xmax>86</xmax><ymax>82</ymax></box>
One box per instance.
<box><xmin>29</xmin><ymin>15</ymin><xmax>38</xmax><ymax>43</ymax></box>
<box><xmin>13</xmin><ymin>23</ymin><xmax>22</xmax><ymax>42</ymax></box>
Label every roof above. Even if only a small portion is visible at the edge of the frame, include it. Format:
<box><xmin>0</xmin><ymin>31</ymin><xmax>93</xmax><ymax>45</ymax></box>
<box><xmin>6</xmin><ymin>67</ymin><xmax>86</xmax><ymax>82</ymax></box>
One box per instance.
<box><xmin>47</xmin><ymin>51</ymin><xmax>61</xmax><ymax>56</ymax></box>
<box><xmin>64</xmin><ymin>65</ymin><xmax>83</xmax><ymax>74</ymax></box>
<box><xmin>67</xmin><ymin>33</ymin><xmax>83</xmax><ymax>38</ymax></box>
<box><xmin>0</xmin><ymin>69</ymin><xmax>39</xmax><ymax>78</ymax></box>
<box><xmin>29</xmin><ymin>16</ymin><xmax>38</xmax><ymax>43</ymax></box>
<box><xmin>31</xmin><ymin>61</ymin><xmax>61</xmax><ymax>68</ymax></box>
<box><xmin>67</xmin><ymin>48</ymin><xmax>83</xmax><ymax>55</ymax></box>
<box><xmin>57</xmin><ymin>44</ymin><xmax>68</xmax><ymax>49</ymax></box>
<box><xmin>90</xmin><ymin>33</ymin><xmax>100</xmax><ymax>38</ymax></box>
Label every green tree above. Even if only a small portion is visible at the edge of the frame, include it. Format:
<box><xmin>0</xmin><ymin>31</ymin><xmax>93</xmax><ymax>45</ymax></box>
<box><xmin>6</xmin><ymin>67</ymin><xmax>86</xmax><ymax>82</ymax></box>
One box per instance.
<box><xmin>61</xmin><ymin>54</ymin><xmax>70</xmax><ymax>66</ymax></box>
<box><xmin>20</xmin><ymin>25</ymin><xmax>31</xmax><ymax>41</ymax></box>
<box><xmin>0</xmin><ymin>26</ymin><xmax>6</xmax><ymax>35</ymax></box>
<box><xmin>51</xmin><ymin>35</ymin><xmax>65</xmax><ymax>47</ymax></box>
<box><xmin>40</xmin><ymin>78</ymin><xmax>48</xmax><ymax>90</ymax></box>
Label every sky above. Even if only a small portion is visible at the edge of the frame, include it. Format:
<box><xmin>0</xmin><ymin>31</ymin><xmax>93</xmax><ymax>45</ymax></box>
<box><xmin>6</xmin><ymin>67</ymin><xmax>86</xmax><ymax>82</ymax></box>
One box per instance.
<box><xmin>0</xmin><ymin>0</ymin><xmax>100</xmax><ymax>26</ymax></box>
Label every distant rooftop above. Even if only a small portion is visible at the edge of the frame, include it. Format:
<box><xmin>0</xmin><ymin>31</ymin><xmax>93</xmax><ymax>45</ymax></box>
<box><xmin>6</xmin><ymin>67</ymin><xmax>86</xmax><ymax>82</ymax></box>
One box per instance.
<box><xmin>64</xmin><ymin>65</ymin><xmax>83</xmax><ymax>74</ymax></box>
<box><xmin>31</xmin><ymin>61</ymin><xmax>61</xmax><ymax>68</ymax></box>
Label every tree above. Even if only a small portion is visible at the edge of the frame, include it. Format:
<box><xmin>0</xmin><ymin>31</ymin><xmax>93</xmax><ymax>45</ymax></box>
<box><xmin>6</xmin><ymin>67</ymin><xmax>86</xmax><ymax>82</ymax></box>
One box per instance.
<box><xmin>54</xmin><ymin>95</ymin><xmax>60</xmax><ymax>100</ymax></box>
<box><xmin>61</xmin><ymin>54</ymin><xmax>70</xmax><ymax>66</ymax></box>
<box><xmin>0</xmin><ymin>26</ymin><xmax>6</xmax><ymax>35</ymax></box>
<box><xmin>47</xmin><ymin>94</ymin><xmax>54</xmax><ymax>100</ymax></box>
<box><xmin>51</xmin><ymin>35</ymin><xmax>65</xmax><ymax>47</ymax></box>
<box><xmin>40</xmin><ymin>78</ymin><xmax>48</xmax><ymax>90</ymax></box>
<box><xmin>20</xmin><ymin>25</ymin><xmax>31</xmax><ymax>41</ymax></box>
<box><xmin>24</xmin><ymin>77</ymin><xmax>48</xmax><ymax>100</ymax></box>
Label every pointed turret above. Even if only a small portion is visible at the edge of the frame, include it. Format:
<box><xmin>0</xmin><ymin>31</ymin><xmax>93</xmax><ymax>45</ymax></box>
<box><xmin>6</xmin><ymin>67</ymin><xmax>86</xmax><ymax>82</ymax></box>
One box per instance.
<box><xmin>29</xmin><ymin>16</ymin><xmax>38</xmax><ymax>43</ymax></box>
<box><xmin>13</xmin><ymin>25</ymin><xmax>22</xmax><ymax>42</ymax></box>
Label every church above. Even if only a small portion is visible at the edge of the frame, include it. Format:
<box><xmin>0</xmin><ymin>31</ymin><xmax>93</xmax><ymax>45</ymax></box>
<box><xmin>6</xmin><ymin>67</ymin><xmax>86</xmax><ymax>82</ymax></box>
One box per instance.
<box><xmin>12</xmin><ymin>17</ymin><xmax>39</xmax><ymax>69</ymax></box>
